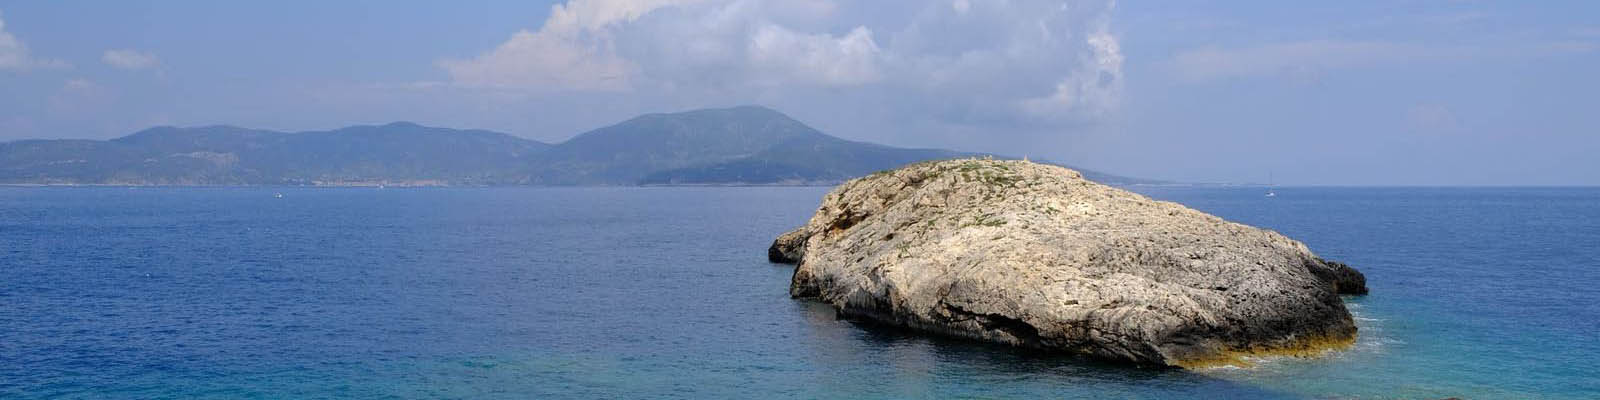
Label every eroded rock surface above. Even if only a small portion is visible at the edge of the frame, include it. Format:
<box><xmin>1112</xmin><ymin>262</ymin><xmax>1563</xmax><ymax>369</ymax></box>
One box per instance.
<box><xmin>770</xmin><ymin>159</ymin><xmax>1367</xmax><ymax>367</ymax></box>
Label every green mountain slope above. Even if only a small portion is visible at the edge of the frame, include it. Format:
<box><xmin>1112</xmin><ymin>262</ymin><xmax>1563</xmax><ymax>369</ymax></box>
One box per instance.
<box><xmin>0</xmin><ymin>106</ymin><xmax>1154</xmax><ymax>186</ymax></box>
<box><xmin>0</xmin><ymin>122</ymin><xmax>548</xmax><ymax>185</ymax></box>
<box><xmin>525</xmin><ymin>106</ymin><xmax>829</xmax><ymax>185</ymax></box>
<box><xmin>640</xmin><ymin>134</ymin><xmax>971</xmax><ymax>184</ymax></box>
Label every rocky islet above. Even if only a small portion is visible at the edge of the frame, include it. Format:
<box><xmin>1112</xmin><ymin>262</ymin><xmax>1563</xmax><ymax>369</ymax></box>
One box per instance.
<box><xmin>770</xmin><ymin>158</ymin><xmax>1367</xmax><ymax>367</ymax></box>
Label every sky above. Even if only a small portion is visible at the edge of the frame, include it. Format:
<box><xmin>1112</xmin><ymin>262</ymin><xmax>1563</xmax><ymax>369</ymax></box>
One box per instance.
<box><xmin>1</xmin><ymin>0</ymin><xmax>1596</xmax><ymax>185</ymax></box>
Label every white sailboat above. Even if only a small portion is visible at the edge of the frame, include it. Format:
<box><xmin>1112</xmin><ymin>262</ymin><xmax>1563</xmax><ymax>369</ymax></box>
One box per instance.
<box><xmin>1265</xmin><ymin>172</ymin><xmax>1277</xmax><ymax>197</ymax></box>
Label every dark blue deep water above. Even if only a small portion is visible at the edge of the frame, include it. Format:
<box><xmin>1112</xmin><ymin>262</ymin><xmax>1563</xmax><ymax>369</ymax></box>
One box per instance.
<box><xmin>2</xmin><ymin>186</ymin><xmax>1596</xmax><ymax>399</ymax></box>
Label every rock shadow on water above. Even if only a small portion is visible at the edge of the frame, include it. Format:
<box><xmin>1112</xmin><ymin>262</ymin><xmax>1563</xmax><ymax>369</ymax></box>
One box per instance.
<box><xmin>793</xmin><ymin>301</ymin><xmax>1303</xmax><ymax>399</ymax></box>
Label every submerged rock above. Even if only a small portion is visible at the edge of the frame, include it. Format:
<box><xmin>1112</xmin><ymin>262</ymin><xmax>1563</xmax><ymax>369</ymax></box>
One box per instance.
<box><xmin>769</xmin><ymin>159</ymin><xmax>1367</xmax><ymax>367</ymax></box>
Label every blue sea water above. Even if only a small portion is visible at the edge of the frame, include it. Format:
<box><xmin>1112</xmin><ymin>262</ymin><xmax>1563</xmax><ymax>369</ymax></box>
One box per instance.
<box><xmin>1</xmin><ymin>186</ymin><xmax>1596</xmax><ymax>399</ymax></box>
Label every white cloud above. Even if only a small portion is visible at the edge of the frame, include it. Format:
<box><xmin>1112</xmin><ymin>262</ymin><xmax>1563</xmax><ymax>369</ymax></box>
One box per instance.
<box><xmin>0</xmin><ymin>10</ymin><xmax>69</xmax><ymax>71</ymax></box>
<box><xmin>437</xmin><ymin>0</ymin><xmax>1122</xmax><ymax>125</ymax></box>
<box><xmin>747</xmin><ymin>24</ymin><xmax>880</xmax><ymax>86</ymax></box>
<box><xmin>882</xmin><ymin>0</ymin><xmax>1122</xmax><ymax>123</ymax></box>
<box><xmin>952</xmin><ymin>0</ymin><xmax>971</xmax><ymax>15</ymax></box>
<box><xmin>1022</xmin><ymin>11</ymin><xmax>1122</xmax><ymax>119</ymax></box>
<box><xmin>437</xmin><ymin>28</ymin><xmax>634</xmax><ymax>91</ymax></box>
<box><xmin>102</xmin><ymin>49</ymin><xmax>159</xmax><ymax>70</ymax></box>
<box><xmin>438</xmin><ymin>0</ymin><xmax>707</xmax><ymax>91</ymax></box>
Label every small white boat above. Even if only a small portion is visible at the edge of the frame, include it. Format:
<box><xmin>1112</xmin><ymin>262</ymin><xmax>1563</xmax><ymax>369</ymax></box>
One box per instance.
<box><xmin>274</xmin><ymin>192</ymin><xmax>284</xmax><ymax>198</ymax></box>
<box><xmin>1265</xmin><ymin>190</ymin><xmax>1277</xmax><ymax>197</ymax></box>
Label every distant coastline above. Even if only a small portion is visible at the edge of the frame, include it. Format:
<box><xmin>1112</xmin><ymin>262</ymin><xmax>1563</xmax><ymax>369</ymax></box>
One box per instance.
<box><xmin>0</xmin><ymin>106</ymin><xmax>1156</xmax><ymax>188</ymax></box>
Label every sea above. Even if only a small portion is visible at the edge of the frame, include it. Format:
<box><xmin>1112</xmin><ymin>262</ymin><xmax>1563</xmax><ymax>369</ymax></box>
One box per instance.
<box><xmin>1</xmin><ymin>186</ymin><xmax>1596</xmax><ymax>399</ymax></box>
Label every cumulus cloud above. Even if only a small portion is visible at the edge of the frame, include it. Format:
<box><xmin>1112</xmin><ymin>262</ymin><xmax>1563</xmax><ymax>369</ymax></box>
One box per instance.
<box><xmin>102</xmin><ymin>49</ymin><xmax>159</xmax><ymax>70</ymax></box>
<box><xmin>438</xmin><ymin>0</ymin><xmax>707</xmax><ymax>91</ymax></box>
<box><xmin>0</xmin><ymin>10</ymin><xmax>69</xmax><ymax>71</ymax></box>
<box><xmin>746</xmin><ymin>24</ymin><xmax>880</xmax><ymax>86</ymax></box>
<box><xmin>1022</xmin><ymin>10</ymin><xmax>1123</xmax><ymax>120</ymax></box>
<box><xmin>438</xmin><ymin>0</ymin><xmax>1123</xmax><ymax>125</ymax></box>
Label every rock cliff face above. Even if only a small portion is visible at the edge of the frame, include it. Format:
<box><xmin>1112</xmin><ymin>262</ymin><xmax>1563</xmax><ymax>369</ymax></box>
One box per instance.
<box><xmin>770</xmin><ymin>159</ymin><xmax>1367</xmax><ymax>367</ymax></box>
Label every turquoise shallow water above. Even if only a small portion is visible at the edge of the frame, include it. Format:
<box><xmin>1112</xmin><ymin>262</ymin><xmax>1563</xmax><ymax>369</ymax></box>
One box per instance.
<box><xmin>1</xmin><ymin>186</ymin><xmax>1596</xmax><ymax>399</ymax></box>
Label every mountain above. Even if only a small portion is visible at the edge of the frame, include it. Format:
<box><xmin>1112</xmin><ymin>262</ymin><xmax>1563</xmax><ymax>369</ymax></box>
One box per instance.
<box><xmin>525</xmin><ymin>106</ymin><xmax>830</xmax><ymax>185</ymax></box>
<box><xmin>638</xmin><ymin>133</ymin><xmax>1143</xmax><ymax>185</ymax></box>
<box><xmin>236</xmin><ymin>122</ymin><xmax>547</xmax><ymax>184</ymax></box>
<box><xmin>639</xmin><ymin>133</ymin><xmax>971</xmax><ymax>185</ymax></box>
<box><xmin>0</xmin><ymin>122</ymin><xmax>547</xmax><ymax>185</ymax></box>
<box><xmin>0</xmin><ymin>106</ymin><xmax>1152</xmax><ymax>186</ymax></box>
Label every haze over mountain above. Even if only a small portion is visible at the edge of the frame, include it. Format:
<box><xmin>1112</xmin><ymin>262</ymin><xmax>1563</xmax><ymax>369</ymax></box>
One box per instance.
<box><xmin>0</xmin><ymin>106</ymin><xmax>1146</xmax><ymax>186</ymax></box>
<box><xmin>0</xmin><ymin>123</ymin><xmax>544</xmax><ymax>185</ymax></box>
<box><xmin>527</xmin><ymin>106</ymin><xmax>830</xmax><ymax>185</ymax></box>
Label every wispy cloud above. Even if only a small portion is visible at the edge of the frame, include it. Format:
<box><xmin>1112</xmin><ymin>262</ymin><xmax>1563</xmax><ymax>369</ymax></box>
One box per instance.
<box><xmin>48</xmin><ymin>78</ymin><xmax>109</xmax><ymax>114</ymax></box>
<box><xmin>1538</xmin><ymin>40</ymin><xmax>1598</xmax><ymax>54</ymax></box>
<box><xmin>0</xmin><ymin>10</ymin><xmax>70</xmax><ymax>71</ymax></box>
<box><xmin>102</xmin><ymin>49</ymin><xmax>159</xmax><ymax>70</ymax></box>
<box><xmin>1172</xmin><ymin>40</ymin><xmax>1441</xmax><ymax>83</ymax></box>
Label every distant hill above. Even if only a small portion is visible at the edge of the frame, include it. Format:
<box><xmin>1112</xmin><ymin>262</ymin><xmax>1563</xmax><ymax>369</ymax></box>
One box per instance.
<box><xmin>525</xmin><ymin>106</ymin><xmax>827</xmax><ymax>185</ymax></box>
<box><xmin>0</xmin><ymin>122</ymin><xmax>546</xmax><ymax>185</ymax></box>
<box><xmin>639</xmin><ymin>133</ymin><xmax>971</xmax><ymax>185</ymax></box>
<box><xmin>0</xmin><ymin>106</ymin><xmax>1153</xmax><ymax>186</ymax></box>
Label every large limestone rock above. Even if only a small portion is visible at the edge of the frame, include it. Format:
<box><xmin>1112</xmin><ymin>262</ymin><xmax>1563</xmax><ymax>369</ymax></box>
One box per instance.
<box><xmin>770</xmin><ymin>159</ymin><xmax>1366</xmax><ymax>367</ymax></box>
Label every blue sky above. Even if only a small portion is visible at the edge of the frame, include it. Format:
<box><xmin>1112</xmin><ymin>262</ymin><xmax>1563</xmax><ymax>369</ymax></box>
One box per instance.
<box><xmin>1</xmin><ymin>0</ymin><xmax>1596</xmax><ymax>185</ymax></box>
